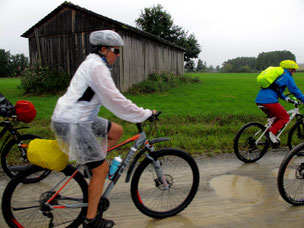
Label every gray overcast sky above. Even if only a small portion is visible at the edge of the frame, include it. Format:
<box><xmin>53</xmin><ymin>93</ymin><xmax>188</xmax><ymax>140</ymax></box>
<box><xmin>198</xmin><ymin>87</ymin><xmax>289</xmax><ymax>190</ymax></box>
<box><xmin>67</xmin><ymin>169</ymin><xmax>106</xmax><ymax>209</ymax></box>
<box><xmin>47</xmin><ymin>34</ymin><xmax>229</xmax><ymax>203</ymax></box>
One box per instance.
<box><xmin>1</xmin><ymin>0</ymin><xmax>304</xmax><ymax>67</ymax></box>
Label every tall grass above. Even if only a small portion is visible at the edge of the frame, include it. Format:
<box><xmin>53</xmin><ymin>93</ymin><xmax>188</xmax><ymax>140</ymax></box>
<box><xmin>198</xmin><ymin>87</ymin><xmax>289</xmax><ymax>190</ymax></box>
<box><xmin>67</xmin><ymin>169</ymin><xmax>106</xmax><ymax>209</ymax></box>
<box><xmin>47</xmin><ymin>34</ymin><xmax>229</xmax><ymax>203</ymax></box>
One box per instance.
<box><xmin>1</xmin><ymin>73</ymin><xmax>304</xmax><ymax>157</ymax></box>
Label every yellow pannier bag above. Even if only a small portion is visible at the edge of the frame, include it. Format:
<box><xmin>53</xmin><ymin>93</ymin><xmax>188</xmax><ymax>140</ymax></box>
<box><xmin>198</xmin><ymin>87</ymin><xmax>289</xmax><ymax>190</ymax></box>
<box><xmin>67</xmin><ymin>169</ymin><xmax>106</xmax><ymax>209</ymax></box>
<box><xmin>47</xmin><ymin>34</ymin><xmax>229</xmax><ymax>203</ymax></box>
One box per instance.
<box><xmin>27</xmin><ymin>139</ymin><xmax>68</xmax><ymax>171</ymax></box>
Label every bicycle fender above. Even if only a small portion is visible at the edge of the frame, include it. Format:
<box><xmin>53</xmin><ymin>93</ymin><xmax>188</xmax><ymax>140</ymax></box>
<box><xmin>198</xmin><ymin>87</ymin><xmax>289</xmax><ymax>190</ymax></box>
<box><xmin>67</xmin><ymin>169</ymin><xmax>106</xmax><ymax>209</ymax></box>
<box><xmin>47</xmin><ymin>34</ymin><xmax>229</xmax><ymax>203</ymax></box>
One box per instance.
<box><xmin>13</xmin><ymin>126</ymin><xmax>30</xmax><ymax>130</ymax></box>
<box><xmin>149</xmin><ymin>137</ymin><xmax>171</xmax><ymax>144</ymax></box>
<box><xmin>125</xmin><ymin>137</ymin><xmax>171</xmax><ymax>183</ymax></box>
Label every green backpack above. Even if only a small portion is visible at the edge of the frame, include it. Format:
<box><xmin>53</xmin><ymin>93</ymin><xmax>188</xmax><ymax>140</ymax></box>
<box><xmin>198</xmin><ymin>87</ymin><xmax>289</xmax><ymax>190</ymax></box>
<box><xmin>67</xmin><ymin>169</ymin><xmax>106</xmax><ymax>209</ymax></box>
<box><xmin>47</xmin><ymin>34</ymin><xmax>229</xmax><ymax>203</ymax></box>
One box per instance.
<box><xmin>257</xmin><ymin>66</ymin><xmax>284</xmax><ymax>88</ymax></box>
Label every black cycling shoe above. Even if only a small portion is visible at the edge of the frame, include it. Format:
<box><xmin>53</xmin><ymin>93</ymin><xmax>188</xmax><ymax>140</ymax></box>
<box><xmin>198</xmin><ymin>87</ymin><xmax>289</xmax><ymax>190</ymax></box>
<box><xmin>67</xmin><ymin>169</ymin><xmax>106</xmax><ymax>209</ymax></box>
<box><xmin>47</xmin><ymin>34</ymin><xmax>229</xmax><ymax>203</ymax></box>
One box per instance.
<box><xmin>83</xmin><ymin>217</ymin><xmax>115</xmax><ymax>228</ymax></box>
<box><xmin>271</xmin><ymin>141</ymin><xmax>280</xmax><ymax>149</ymax></box>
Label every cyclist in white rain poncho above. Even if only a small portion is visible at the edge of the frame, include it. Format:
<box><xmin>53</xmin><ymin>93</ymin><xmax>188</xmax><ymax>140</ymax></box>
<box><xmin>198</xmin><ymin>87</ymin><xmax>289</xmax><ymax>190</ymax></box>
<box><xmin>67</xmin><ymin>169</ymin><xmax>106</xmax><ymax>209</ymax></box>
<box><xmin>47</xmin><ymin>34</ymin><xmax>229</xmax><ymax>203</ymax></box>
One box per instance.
<box><xmin>51</xmin><ymin>30</ymin><xmax>155</xmax><ymax>228</ymax></box>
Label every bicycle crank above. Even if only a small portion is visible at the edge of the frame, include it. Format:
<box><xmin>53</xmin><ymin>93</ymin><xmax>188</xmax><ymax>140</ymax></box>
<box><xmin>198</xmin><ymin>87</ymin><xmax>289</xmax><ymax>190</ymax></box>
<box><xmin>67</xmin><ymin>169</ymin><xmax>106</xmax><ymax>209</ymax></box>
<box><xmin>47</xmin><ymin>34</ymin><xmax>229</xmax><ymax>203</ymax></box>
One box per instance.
<box><xmin>247</xmin><ymin>137</ymin><xmax>257</xmax><ymax>151</ymax></box>
<box><xmin>97</xmin><ymin>197</ymin><xmax>110</xmax><ymax>218</ymax></box>
<box><xmin>42</xmin><ymin>211</ymin><xmax>54</xmax><ymax>228</ymax></box>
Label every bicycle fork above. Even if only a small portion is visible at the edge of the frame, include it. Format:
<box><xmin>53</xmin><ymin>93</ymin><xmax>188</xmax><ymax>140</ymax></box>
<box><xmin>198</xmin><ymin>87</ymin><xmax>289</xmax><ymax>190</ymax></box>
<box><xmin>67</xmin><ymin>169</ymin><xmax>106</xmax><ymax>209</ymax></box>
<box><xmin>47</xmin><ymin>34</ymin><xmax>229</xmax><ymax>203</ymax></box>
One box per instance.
<box><xmin>145</xmin><ymin>144</ymin><xmax>170</xmax><ymax>190</ymax></box>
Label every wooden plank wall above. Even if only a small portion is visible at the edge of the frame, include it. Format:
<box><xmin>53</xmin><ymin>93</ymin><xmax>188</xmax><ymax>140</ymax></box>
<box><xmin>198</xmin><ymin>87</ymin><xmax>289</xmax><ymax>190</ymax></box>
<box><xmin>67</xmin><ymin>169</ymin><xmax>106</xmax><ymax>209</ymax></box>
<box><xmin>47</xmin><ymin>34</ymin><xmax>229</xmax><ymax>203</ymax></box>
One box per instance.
<box><xmin>120</xmin><ymin>34</ymin><xmax>184</xmax><ymax>91</ymax></box>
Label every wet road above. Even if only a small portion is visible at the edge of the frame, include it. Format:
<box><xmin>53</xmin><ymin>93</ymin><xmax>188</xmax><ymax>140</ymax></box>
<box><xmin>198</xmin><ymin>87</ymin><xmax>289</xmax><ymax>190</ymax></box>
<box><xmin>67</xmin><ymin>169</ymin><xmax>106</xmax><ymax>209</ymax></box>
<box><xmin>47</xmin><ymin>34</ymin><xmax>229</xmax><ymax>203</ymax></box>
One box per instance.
<box><xmin>1</xmin><ymin>150</ymin><xmax>303</xmax><ymax>228</ymax></box>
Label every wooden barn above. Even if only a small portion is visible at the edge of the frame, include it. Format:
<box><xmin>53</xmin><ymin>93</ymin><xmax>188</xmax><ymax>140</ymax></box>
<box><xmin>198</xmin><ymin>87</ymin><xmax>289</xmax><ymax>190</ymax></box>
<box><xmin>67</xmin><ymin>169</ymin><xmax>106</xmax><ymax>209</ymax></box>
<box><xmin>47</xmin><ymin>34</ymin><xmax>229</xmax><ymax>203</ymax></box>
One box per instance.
<box><xmin>21</xmin><ymin>1</ymin><xmax>185</xmax><ymax>91</ymax></box>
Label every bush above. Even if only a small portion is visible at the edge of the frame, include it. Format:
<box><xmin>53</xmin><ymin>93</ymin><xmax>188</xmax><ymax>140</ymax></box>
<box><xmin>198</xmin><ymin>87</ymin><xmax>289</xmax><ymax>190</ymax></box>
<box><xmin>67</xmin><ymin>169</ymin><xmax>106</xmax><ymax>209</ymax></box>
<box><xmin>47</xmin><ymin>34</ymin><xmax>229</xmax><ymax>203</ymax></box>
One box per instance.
<box><xmin>126</xmin><ymin>72</ymin><xmax>200</xmax><ymax>95</ymax></box>
<box><xmin>237</xmin><ymin>65</ymin><xmax>251</xmax><ymax>73</ymax></box>
<box><xmin>20</xmin><ymin>64</ymin><xmax>70</xmax><ymax>95</ymax></box>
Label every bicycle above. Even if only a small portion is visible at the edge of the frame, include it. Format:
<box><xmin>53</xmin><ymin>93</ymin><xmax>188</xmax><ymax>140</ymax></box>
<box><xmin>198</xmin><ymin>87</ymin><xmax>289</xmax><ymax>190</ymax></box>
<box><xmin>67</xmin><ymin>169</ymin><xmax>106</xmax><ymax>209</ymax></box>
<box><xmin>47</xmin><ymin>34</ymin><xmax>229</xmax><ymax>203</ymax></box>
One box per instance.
<box><xmin>2</xmin><ymin>112</ymin><xmax>200</xmax><ymax>228</ymax></box>
<box><xmin>0</xmin><ymin>100</ymin><xmax>51</xmax><ymax>183</ymax></box>
<box><xmin>234</xmin><ymin>98</ymin><xmax>304</xmax><ymax>163</ymax></box>
<box><xmin>277</xmin><ymin>141</ymin><xmax>304</xmax><ymax>205</ymax></box>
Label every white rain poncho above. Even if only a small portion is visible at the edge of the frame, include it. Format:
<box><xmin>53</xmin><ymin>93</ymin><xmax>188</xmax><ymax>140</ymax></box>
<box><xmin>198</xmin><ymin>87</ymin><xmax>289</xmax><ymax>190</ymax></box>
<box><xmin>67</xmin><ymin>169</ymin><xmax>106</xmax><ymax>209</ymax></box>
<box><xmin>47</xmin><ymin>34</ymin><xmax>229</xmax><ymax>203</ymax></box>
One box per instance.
<box><xmin>51</xmin><ymin>54</ymin><xmax>152</xmax><ymax>163</ymax></box>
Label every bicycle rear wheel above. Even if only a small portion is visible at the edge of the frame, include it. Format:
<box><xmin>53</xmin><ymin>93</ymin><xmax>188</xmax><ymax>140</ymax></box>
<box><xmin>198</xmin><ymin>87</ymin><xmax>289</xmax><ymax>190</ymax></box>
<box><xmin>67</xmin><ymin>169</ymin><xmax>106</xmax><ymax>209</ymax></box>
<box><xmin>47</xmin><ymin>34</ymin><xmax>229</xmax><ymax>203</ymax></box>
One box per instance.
<box><xmin>287</xmin><ymin>120</ymin><xmax>304</xmax><ymax>150</ymax></box>
<box><xmin>277</xmin><ymin>142</ymin><xmax>304</xmax><ymax>205</ymax></box>
<box><xmin>131</xmin><ymin>148</ymin><xmax>199</xmax><ymax>219</ymax></box>
<box><xmin>1</xmin><ymin>134</ymin><xmax>51</xmax><ymax>183</ymax></box>
<box><xmin>2</xmin><ymin>165</ymin><xmax>88</xmax><ymax>228</ymax></box>
<box><xmin>234</xmin><ymin>122</ymin><xmax>269</xmax><ymax>163</ymax></box>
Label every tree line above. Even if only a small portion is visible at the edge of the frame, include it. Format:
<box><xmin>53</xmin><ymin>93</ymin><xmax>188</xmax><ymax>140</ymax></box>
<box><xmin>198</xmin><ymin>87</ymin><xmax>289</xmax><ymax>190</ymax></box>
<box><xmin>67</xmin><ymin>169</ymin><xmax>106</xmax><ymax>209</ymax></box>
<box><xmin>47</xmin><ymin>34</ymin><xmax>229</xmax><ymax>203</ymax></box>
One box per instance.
<box><xmin>0</xmin><ymin>49</ymin><xmax>29</xmax><ymax>77</ymax></box>
<box><xmin>221</xmin><ymin>50</ymin><xmax>296</xmax><ymax>73</ymax></box>
<box><xmin>185</xmin><ymin>50</ymin><xmax>297</xmax><ymax>73</ymax></box>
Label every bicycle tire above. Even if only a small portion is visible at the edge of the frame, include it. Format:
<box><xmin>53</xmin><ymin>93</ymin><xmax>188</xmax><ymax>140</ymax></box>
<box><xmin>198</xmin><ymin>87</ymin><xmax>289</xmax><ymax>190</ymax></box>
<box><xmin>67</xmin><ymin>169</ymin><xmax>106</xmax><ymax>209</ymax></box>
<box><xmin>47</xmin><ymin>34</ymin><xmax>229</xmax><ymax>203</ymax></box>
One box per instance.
<box><xmin>287</xmin><ymin>120</ymin><xmax>304</xmax><ymax>150</ymax></box>
<box><xmin>1</xmin><ymin>134</ymin><xmax>51</xmax><ymax>183</ymax></box>
<box><xmin>277</xmin><ymin>142</ymin><xmax>304</xmax><ymax>205</ymax></box>
<box><xmin>234</xmin><ymin>122</ymin><xmax>269</xmax><ymax>163</ymax></box>
<box><xmin>130</xmin><ymin>148</ymin><xmax>199</xmax><ymax>219</ymax></box>
<box><xmin>2</xmin><ymin>165</ymin><xmax>88</xmax><ymax>228</ymax></box>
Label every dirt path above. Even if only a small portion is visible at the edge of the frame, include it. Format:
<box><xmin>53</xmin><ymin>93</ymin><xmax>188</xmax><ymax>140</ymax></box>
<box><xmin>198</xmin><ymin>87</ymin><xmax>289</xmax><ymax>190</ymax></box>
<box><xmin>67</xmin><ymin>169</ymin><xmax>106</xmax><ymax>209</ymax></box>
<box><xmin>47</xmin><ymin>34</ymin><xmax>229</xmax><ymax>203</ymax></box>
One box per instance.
<box><xmin>1</xmin><ymin>150</ymin><xmax>303</xmax><ymax>228</ymax></box>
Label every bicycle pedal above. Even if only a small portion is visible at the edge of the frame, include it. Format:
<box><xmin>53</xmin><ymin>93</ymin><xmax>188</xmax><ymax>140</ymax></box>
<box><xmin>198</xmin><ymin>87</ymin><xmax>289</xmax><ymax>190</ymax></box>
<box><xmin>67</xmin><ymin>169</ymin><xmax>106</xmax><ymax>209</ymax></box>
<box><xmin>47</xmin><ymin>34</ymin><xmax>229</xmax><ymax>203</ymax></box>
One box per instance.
<box><xmin>271</xmin><ymin>141</ymin><xmax>280</xmax><ymax>149</ymax></box>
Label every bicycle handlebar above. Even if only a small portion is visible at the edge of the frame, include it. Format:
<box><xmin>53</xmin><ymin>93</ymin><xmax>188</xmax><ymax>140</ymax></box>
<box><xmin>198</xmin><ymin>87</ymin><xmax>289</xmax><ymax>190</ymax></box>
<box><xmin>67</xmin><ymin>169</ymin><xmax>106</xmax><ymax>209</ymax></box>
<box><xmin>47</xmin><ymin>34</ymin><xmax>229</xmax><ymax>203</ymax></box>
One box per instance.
<box><xmin>136</xmin><ymin>111</ymin><xmax>162</xmax><ymax>133</ymax></box>
<box><xmin>285</xmin><ymin>94</ymin><xmax>304</xmax><ymax>106</ymax></box>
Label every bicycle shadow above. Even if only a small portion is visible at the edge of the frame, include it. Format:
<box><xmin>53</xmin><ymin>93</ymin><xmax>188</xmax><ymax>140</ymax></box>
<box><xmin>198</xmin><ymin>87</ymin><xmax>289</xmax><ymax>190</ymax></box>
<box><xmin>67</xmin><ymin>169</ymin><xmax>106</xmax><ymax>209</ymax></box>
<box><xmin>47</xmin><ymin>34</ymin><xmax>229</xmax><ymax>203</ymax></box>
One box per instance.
<box><xmin>144</xmin><ymin>215</ymin><xmax>196</xmax><ymax>228</ymax></box>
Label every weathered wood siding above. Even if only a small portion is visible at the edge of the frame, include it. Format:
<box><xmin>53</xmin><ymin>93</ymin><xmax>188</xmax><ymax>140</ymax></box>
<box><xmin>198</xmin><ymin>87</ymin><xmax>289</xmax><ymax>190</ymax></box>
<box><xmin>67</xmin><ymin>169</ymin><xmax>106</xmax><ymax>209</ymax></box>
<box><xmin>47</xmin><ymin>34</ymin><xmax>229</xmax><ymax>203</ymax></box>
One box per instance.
<box><xmin>120</xmin><ymin>34</ymin><xmax>184</xmax><ymax>91</ymax></box>
<box><xmin>24</xmin><ymin>4</ymin><xmax>184</xmax><ymax>91</ymax></box>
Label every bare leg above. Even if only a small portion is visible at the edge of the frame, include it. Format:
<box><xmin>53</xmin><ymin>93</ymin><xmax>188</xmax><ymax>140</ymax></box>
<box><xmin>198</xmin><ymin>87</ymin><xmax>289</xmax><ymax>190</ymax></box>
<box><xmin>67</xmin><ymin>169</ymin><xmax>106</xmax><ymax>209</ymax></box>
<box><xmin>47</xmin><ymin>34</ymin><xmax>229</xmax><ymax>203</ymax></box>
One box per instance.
<box><xmin>107</xmin><ymin>122</ymin><xmax>123</xmax><ymax>149</ymax></box>
<box><xmin>86</xmin><ymin>121</ymin><xmax>123</xmax><ymax>219</ymax></box>
<box><xmin>86</xmin><ymin>161</ymin><xmax>109</xmax><ymax>219</ymax></box>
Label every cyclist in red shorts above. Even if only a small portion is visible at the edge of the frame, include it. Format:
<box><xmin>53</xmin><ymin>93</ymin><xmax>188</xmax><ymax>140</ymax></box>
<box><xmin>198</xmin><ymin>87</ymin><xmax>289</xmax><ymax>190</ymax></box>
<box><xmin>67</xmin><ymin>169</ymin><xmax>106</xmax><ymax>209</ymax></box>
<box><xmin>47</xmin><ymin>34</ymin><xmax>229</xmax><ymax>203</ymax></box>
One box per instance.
<box><xmin>255</xmin><ymin>60</ymin><xmax>304</xmax><ymax>148</ymax></box>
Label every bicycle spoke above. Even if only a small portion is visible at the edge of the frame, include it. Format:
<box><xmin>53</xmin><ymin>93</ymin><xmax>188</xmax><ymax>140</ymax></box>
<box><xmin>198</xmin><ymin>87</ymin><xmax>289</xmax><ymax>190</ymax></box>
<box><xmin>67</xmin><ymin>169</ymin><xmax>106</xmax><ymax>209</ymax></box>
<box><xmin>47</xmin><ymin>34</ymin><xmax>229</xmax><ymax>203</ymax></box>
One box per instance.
<box><xmin>3</xmin><ymin>166</ymin><xmax>87</xmax><ymax>227</ymax></box>
<box><xmin>234</xmin><ymin>122</ymin><xmax>269</xmax><ymax>163</ymax></box>
<box><xmin>136</xmin><ymin>154</ymin><xmax>194</xmax><ymax>213</ymax></box>
<box><xmin>278</xmin><ymin>147</ymin><xmax>304</xmax><ymax>205</ymax></box>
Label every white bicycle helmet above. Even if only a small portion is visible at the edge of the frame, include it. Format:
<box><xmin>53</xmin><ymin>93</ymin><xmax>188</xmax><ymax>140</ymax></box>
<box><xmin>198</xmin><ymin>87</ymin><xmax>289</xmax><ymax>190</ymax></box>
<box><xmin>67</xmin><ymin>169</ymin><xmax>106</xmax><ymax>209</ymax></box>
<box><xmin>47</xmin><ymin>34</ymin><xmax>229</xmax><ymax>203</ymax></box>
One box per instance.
<box><xmin>89</xmin><ymin>30</ymin><xmax>124</xmax><ymax>47</ymax></box>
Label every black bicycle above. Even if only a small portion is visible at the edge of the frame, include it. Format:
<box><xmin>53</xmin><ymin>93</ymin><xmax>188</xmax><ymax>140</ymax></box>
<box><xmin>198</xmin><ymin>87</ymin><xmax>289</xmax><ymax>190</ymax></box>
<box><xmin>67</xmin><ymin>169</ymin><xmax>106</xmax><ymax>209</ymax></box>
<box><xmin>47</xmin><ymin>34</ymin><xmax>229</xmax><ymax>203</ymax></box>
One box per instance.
<box><xmin>2</xmin><ymin>112</ymin><xmax>200</xmax><ymax>227</ymax></box>
<box><xmin>277</xmin><ymin>142</ymin><xmax>304</xmax><ymax>205</ymax></box>
<box><xmin>234</xmin><ymin>99</ymin><xmax>304</xmax><ymax>163</ymax></box>
<box><xmin>0</xmin><ymin>97</ymin><xmax>50</xmax><ymax>183</ymax></box>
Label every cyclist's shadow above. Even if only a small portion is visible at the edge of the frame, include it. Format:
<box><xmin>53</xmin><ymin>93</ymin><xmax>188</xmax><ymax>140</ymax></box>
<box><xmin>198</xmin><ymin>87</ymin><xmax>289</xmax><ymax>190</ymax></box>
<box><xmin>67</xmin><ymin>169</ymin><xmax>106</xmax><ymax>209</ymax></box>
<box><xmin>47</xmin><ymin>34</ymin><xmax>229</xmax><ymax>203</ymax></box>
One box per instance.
<box><xmin>144</xmin><ymin>215</ymin><xmax>196</xmax><ymax>228</ymax></box>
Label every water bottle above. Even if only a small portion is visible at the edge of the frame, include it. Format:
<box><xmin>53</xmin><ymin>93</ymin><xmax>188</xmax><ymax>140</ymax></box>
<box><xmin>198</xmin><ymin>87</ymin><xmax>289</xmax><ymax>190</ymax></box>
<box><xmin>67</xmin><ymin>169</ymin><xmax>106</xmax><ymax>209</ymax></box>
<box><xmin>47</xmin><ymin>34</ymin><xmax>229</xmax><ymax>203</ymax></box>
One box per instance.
<box><xmin>107</xmin><ymin>156</ymin><xmax>122</xmax><ymax>180</ymax></box>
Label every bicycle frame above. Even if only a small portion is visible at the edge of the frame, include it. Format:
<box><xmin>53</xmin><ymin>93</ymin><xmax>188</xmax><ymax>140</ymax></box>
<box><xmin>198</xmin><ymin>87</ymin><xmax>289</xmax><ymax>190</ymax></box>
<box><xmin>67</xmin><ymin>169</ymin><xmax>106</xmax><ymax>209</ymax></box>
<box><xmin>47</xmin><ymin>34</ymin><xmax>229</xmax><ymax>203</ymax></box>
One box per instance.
<box><xmin>0</xmin><ymin>118</ymin><xmax>30</xmax><ymax>155</ymax></box>
<box><xmin>44</xmin><ymin>123</ymin><xmax>171</xmax><ymax>210</ymax></box>
<box><xmin>255</xmin><ymin>104</ymin><xmax>302</xmax><ymax>145</ymax></box>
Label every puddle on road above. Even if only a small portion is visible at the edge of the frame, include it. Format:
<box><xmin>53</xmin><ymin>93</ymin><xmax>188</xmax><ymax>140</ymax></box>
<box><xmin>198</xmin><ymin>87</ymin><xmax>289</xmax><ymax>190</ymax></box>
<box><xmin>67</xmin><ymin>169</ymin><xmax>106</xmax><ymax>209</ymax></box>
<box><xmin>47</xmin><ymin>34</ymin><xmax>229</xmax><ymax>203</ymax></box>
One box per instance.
<box><xmin>209</xmin><ymin>175</ymin><xmax>265</xmax><ymax>202</ymax></box>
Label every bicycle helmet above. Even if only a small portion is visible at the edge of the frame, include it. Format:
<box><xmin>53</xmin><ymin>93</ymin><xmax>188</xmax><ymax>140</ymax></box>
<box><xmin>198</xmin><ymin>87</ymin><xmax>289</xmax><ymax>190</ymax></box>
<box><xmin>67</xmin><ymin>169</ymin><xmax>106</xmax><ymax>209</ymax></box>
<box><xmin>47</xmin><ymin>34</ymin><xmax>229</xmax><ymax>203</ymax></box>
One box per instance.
<box><xmin>280</xmin><ymin>60</ymin><xmax>299</xmax><ymax>70</ymax></box>
<box><xmin>89</xmin><ymin>30</ymin><xmax>124</xmax><ymax>47</ymax></box>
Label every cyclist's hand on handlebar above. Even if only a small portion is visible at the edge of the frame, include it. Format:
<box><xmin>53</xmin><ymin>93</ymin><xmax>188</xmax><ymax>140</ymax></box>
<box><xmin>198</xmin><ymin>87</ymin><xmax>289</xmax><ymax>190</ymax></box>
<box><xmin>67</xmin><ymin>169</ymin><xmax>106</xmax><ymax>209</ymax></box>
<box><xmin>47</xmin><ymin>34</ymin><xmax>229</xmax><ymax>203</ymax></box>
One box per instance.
<box><xmin>285</xmin><ymin>97</ymin><xmax>297</xmax><ymax>104</ymax></box>
<box><xmin>148</xmin><ymin>110</ymin><xmax>161</xmax><ymax>122</ymax></box>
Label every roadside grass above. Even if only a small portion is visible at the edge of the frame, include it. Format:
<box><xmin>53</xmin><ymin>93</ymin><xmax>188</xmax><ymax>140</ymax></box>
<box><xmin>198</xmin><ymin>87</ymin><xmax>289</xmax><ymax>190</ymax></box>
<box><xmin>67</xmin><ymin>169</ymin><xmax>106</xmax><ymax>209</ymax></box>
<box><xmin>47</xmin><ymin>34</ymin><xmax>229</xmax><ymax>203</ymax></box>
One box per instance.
<box><xmin>1</xmin><ymin>72</ymin><xmax>304</xmax><ymax>158</ymax></box>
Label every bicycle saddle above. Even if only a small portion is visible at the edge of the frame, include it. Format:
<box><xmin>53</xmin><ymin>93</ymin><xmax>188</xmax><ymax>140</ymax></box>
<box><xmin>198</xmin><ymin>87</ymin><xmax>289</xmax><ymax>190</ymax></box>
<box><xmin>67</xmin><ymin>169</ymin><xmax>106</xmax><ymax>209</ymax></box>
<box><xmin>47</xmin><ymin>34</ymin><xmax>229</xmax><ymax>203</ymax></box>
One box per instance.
<box><xmin>258</xmin><ymin>105</ymin><xmax>271</xmax><ymax>117</ymax></box>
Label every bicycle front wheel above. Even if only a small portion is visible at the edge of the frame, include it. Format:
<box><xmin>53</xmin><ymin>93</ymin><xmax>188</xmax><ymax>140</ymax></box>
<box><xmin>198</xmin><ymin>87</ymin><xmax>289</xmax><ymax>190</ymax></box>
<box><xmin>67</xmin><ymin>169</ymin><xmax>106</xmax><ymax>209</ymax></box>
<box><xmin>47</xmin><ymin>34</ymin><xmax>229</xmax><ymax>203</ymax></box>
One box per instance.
<box><xmin>131</xmin><ymin>148</ymin><xmax>199</xmax><ymax>219</ymax></box>
<box><xmin>277</xmin><ymin>142</ymin><xmax>304</xmax><ymax>205</ymax></box>
<box><xmin>287</xmin><ymin>120</ymin><xmax>304</xmax><ymax>150</ymax></box>
<box><xmin>2</xmin><ymin>165</ymin><xmax>88</xmax><ymax>228</ymax></box>
<box><xmin>1</xmin><ymin>134</ymin><xmax>51</xmax><ymax>183</ymax></box>
<box><xmin>234</xmin><ymin>122</ymin><xmax>269</xmax><ymax>163</ymax></box>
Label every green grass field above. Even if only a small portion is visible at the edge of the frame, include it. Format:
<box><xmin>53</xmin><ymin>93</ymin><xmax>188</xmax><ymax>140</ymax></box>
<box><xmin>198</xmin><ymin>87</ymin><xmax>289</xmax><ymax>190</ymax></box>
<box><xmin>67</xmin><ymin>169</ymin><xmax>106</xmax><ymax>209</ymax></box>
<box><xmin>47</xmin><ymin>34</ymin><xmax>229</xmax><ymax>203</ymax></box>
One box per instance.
<box><xmin>2</xmin><ymin>72</ymin><xmax>304</xmax><ymax>157</ymax></box>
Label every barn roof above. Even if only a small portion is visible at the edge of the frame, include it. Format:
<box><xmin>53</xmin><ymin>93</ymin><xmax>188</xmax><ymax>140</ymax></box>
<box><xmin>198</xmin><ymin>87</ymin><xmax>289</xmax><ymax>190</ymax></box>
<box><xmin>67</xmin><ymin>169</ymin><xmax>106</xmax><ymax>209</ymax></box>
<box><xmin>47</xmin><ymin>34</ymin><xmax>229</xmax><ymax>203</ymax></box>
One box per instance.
<box><xmin>21</xmin><ymin>1</ymin><xmax>185</xmax><ymax>51</ymax></box>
